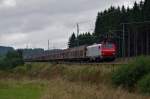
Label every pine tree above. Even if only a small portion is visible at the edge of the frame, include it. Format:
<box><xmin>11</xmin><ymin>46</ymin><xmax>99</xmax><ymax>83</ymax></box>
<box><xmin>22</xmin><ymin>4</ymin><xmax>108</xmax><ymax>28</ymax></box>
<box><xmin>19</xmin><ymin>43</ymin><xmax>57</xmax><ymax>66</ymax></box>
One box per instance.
<box><xmin>68</xmin><ymin>33</ymin><xmax>76</xmax><ymax>48</ymax></box>
<box><xmin>143</xmin><ymin>0</ymin><xmax>150</xmax><ymax>20</ymax></box>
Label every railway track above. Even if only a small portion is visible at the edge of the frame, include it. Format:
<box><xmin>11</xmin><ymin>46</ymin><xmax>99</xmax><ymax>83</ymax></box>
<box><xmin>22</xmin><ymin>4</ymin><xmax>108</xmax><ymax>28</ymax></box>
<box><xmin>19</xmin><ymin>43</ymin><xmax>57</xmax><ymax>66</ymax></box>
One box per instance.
<box><xmin>25</xmin><ymin>57</ymin><xmax>132</xmax><ymax>66</ymax></box>
<box><xmin>57</xmin><ymin>62</ymin><xmax>127</xmax><ymax>66</ymax></box>
<box><xmin>26</xmin><ymin>61</ymin><xmax>127</xmax><ymax>66</ymax></box>
<box><xmin>26</xmin><ymin>57</ymin><xmax>130</xmax><ymax>65</ymax></box>
<box><xmin>64</xmin><ymin>62</ymin><xmax>126</xmax><ymax>65</ymax></box>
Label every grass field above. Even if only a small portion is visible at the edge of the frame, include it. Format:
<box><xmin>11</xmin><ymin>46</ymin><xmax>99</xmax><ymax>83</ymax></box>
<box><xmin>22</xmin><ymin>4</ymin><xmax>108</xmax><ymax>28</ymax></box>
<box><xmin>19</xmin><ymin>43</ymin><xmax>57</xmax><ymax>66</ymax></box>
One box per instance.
<box><xmin>42</xmin><ymin>78</ymin><xmax>150</xmax><ymax>99</ymax></box>
<box><xmin>0</xmin><ymin>79</ymin><xmax>48</xmax><ymax>99</ymax></box>
<box><xmin>0</xmin><ymin>79</ymin><xmax>149</xmax><ymax>99</ymax></box>
<box><xmin>0</xmin><ymin>63</ymin><xmax>149</xmax><ymax>99</ymax></box>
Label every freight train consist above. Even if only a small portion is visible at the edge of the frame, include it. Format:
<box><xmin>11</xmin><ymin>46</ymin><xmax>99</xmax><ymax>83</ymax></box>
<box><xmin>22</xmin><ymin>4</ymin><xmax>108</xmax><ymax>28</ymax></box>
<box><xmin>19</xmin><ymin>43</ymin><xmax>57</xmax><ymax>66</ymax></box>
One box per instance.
<box><xmin>26</xmin><ymin>42</ymin><xmax>117</xmax><ymax>62</ymax></box>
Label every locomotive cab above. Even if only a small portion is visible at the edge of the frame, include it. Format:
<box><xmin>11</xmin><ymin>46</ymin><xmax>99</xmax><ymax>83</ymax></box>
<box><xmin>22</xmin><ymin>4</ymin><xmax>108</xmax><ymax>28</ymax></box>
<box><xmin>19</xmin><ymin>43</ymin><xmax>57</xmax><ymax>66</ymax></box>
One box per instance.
<box><xmin>101</xmin><ymin>42</ymin><xmax>116</xmax><ymax>60</ymax></box>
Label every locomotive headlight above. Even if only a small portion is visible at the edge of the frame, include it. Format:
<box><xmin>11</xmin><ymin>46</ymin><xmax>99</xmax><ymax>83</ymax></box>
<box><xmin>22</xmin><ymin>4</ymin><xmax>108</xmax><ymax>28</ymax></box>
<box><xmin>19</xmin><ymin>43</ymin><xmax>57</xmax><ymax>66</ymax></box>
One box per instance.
<box><xmin>113</xmin><ymin>52</ymin><xmax>116</xmax><ymax>55</ymax></box>
<box><xmin>102</xmin><ymin>52</ymin><xmax>104</xmax><ymax>55</ymax></box>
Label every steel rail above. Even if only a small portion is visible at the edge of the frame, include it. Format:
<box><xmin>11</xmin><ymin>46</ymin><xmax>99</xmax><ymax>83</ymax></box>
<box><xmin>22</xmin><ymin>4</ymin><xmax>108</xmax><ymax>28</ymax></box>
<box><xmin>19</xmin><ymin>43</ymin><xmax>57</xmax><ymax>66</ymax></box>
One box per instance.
<box><xmin>25</xmin><ymin>61</ymin><xmax>127</xmax><ymax>66</ymax></box>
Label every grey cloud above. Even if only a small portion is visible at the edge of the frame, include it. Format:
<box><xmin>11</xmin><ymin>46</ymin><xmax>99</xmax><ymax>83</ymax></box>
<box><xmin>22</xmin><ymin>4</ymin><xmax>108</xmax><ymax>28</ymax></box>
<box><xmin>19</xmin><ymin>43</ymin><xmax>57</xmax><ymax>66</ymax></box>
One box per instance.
<box><xmin>0</xmin><ymin>0</ymin><xmax>142</xmax><ymax>49</ymax></box>
<box><xmin>0</xmin><ymin>0</ymin><xmax>140</xmax><ymax>33</ymax></box>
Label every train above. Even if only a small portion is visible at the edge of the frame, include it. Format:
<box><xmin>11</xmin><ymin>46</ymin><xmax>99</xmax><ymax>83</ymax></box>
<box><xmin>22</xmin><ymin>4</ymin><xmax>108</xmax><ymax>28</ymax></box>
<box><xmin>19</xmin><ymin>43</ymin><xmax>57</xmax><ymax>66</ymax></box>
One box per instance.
<box><xmin>25</xmin><ymin>41</ymin><xmax>117</xmax><ymax>62</ymax></box>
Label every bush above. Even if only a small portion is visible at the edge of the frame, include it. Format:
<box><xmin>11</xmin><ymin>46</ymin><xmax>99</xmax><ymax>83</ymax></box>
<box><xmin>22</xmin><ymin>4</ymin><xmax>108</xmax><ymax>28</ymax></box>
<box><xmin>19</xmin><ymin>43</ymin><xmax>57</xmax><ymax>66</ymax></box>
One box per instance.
<box><xmin>112</xmin><ymin>56</ymin><xmax>150</xmax><ymax>88</ymax></box>
<box><xmin>13</xmin><ymin>66</ymin><xmax>27</xmax><ymax>75</ymax></box>
<box><xmin>0</xmin><ymin>51</ymin><xmax>24</xmax><ymax>70</ymax></box>
<box><xmin>138</xmin><ymin>74</ymin><xmax>150</xmax><ymax>94</ymax></box>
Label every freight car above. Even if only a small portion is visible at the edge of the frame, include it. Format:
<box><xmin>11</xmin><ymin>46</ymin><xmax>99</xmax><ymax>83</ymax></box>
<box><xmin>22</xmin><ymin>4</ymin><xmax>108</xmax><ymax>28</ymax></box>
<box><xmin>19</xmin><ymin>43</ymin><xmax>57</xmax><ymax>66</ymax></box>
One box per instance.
<box><xmin>26</xmin><ymin>42</ymin><xmax>117</xmax><ymax>62</ymax></box>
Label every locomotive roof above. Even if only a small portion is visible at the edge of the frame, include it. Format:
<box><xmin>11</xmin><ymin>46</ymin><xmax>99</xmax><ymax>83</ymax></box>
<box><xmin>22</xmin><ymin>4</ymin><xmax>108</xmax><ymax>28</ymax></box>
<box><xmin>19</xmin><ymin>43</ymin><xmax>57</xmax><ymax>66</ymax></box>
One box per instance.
<box><xmin>87</xmin><ymin>44</ymin><xmax>102</xmax><ymax>48</ymax></box>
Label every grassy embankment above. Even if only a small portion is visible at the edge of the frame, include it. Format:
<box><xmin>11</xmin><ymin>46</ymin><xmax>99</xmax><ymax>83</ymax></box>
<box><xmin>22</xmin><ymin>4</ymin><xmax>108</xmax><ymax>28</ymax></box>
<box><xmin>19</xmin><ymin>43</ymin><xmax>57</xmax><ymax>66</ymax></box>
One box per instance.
<box><xmin>0</xmin><ymin>62</ymin><xmax>149</xmax><ymax>99</ymax></box>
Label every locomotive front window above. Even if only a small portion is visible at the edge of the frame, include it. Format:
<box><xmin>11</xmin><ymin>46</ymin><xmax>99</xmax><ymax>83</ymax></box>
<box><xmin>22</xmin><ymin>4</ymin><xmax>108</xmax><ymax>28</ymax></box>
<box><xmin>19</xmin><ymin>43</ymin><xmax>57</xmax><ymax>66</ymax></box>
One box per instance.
<box><xmin>102</xmin><ymin>44</ymin><xmax>113</xmax><ymax>48</ymax></box>
<box><xmin>107</xmin><ymin>44</ymin><xmax>113</xmax><ymax>48</ymax></box>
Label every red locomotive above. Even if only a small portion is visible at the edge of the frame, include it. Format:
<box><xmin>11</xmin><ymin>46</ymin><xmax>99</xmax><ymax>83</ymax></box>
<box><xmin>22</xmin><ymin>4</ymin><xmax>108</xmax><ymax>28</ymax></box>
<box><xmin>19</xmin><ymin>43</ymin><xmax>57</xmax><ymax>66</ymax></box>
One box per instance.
<box><xmin>86</xmin><ymin>42</ymin><xmax>116</xmax><ymax>61</ymax></box>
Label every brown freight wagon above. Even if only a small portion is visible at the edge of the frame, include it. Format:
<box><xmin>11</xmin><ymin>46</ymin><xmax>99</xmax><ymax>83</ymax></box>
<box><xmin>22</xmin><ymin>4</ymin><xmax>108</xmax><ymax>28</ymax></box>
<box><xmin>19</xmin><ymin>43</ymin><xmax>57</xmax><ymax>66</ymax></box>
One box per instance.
<box><xmin>28</xmin><ymin>45</ymin><xmax>88</xmax><ymax>62</ymax></box>
<box><xmin>44</xmin><ymin>45</ymin><xmax>87</xmax><ymax>61</ymax></box>
<box><xmin>62</xmin><ymin>45</ymin><xmax>87</xmax><ymax>61</ymax></box>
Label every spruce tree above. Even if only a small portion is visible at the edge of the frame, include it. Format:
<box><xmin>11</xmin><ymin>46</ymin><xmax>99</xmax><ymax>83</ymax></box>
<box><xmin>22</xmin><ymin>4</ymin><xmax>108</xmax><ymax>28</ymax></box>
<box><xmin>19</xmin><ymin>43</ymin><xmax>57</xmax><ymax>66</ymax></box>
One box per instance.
<box><xmin>68</xmin><ymin>33</ymin><xmax>76</xmax><ymax>48</ymax></box>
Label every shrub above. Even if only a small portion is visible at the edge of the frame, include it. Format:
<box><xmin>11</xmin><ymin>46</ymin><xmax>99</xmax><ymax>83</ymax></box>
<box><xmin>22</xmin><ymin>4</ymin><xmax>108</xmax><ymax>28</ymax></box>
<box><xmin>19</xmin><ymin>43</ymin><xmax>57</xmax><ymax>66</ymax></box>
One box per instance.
<box><xmin>0</xmin><ymin>51</ymin><xmax>24</xmax><ymax>70</ymax></box>
<box><xmin>138</xmin><ymin>74</ymin><xmax>150</xmax><ymax>94</ymax></box>
<box><xmin>112</xmin><ymin>56</ymin><xmax>150</xmax><ymax>88</ymax></box>
<box><xmin>13</xmin><ymin>66</ymin><xmax>27</xmax><ymax>74</ymax></box>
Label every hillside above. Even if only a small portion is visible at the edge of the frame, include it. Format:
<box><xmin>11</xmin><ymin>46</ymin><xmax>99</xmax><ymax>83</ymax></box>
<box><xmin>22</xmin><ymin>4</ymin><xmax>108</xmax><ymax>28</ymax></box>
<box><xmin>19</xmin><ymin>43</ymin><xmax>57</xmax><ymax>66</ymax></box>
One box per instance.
<box><xmin>0</xmin><ymin>46</ymin><xmax>14</xmax><ymax>56</ymax></box>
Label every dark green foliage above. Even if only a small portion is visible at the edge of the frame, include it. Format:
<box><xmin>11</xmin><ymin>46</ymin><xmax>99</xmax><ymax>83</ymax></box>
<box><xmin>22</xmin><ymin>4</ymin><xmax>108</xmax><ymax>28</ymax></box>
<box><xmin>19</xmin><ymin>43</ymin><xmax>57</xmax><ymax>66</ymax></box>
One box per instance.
<box><xmin>112</xmin><ymin>56</ymin><xmax>150</xmax><ymax>88</ymax></box>
<box><xmin>143</xmin><ymin>0</ymin><xmax>150</xmax><ymax>20</ymax></box>
<box><xmin>68</xmin><ymin>33</ymin><xmax>77</xmax><ymax>48</ymax></box>
<box><xmin>138</xmin><ymin>74</ymin><xmax>150</xmax><ymax>94</ymax></box>
<box><xmin>68</xmin><ymin>0</ymin><xmax>150</xmax><ymax>57</ymax></box>
<box><xmin>68</xmin><ymin>32</ymin><xmax>96</xmax><ymax>48</ymax></box>
<box><xmin>78</xmin><ymin>32</ymin><xmax>96</xmax><ymax>46</ymax></box>
<box><xmin>0</xmin><ymin>51</ymin><xmax>24</xmax><ymax>70</ymax></box>
<box><xmin>94</xmin><ymin>1</ymin><xmax>149</xmax><ymax>57</ymax></box>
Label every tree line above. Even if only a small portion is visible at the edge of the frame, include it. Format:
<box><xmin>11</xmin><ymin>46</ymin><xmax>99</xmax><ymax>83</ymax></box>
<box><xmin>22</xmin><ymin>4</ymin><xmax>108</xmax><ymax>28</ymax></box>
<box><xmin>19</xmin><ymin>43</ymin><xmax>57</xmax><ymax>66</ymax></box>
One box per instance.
<box><xmin>0</xmin><ymin>50</ymin><xmax>24</xmax><ymax>70</ymax></box>
<box><xmin>68</xmin><ymin>0</ymin><xmax>150</xmax><ymax>57</ymax></box>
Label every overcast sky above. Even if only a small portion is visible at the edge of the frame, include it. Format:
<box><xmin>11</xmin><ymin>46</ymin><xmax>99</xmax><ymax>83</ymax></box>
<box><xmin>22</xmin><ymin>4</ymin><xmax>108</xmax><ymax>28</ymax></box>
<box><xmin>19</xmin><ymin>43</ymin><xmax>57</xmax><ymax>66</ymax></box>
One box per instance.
<box><xmin>0</xmin><ymin>0</ymin><xmax>142</xmax><ymax>49</ymax></box>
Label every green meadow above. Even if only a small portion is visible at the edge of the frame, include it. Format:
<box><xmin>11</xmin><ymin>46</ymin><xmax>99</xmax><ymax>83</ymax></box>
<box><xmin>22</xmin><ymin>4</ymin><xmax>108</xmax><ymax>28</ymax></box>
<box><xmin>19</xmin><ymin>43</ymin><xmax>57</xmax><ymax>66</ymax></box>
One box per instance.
<box><xmin>0</xmin><ymin>80</ymin><xmax>47</xmax><ymax>99</ymax></box>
